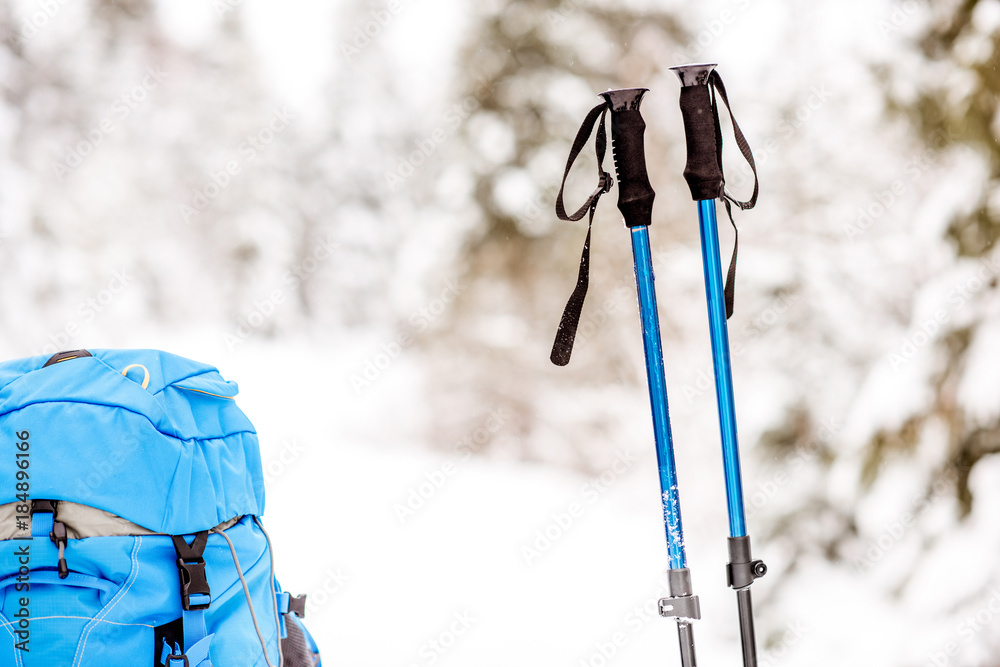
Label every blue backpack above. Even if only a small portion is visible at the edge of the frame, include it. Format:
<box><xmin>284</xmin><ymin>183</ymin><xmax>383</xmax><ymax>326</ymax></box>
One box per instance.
<box><xmin>0</xmin><ymin>349</ymin><xmax>322</xmax><ymax>666</ymax></box>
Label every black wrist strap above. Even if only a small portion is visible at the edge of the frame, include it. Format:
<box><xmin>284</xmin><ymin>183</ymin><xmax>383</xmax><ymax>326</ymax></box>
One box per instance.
<box><xmin>550</xmin><ymin>103</ymin><xmax>612</xmax><ymax>367</ymax></box>
<box><xmin>708</xmin><ymin>70</ymin><xmax>757</xmax><ymax>319</ymax></box>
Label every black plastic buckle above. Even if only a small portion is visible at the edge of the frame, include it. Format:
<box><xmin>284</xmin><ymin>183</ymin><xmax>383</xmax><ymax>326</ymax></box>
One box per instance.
<box><xmin>176</xmin><ymin>557</ymin><xmax>211</xmax><ymax>611</ymax></box>
<box><xmin>30</xmin><ymin>499</ymin><xmax>57</xmax><ymax>516</ymax></box>
<box><xmin>599</xmin><ymin>170</ymin><xmax>614</xmax><ymax>194</ymax></box>
<box><xmin>288</xmin><ymin>593</ymin><xmax>307</xmax><ymax>618</ymax></box>
<box><xmin>172</xmin><ymin>532</ymin><xmax>211</xmax><ymax>611</ymax></box>
<box><xmin>163</xmin><ymin>653</ymin><xmax>190</xmax><ymax>667</ymax></box>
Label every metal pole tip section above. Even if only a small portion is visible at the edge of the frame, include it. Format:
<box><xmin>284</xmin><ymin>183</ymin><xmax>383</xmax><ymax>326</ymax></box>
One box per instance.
<box><xmin>736</xmin><ymin>587</ymin><xmax>759</xmax><ymax>667</ymax></box>
<box><xmin>669</xmin><ymin>64</ymin><xmax>718</xmax><ymax>87</ymax></box>
<box><xmin>600</xmin><ymin>88</ymin><xmax>649</xmax><ymax>111</ymax></box>
<box><xmin>676</xmin><ymin>621</ymin><xmax>698</xmax><ymax>667</ymax></box>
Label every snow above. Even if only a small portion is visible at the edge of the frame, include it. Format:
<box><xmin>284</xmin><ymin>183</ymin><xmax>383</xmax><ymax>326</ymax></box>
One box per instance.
<box><xmin>957</xmin><ymin>318</ymin><xmax>1000</xmax><ymax>427</ymax></box>
<box><xmin>201</xmin><ymin>337</ymin><xmax>741</xmax><ymax>665</ymax></box>
<box><xmin>4</xmin><ymin>0</ymin><xmax>1000</xmax><ymax>664</ymax></box>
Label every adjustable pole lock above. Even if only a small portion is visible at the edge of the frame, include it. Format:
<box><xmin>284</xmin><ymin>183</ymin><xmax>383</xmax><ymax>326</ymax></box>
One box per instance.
<box><xmin>658</xmin><ymin>568</ymin><xmax>702</xmax><ymax>621</ymax></box>
<box><xmin>726</xmin><ymin>535</ymin><xmax>766</xmax><ymax>590</ymax></box>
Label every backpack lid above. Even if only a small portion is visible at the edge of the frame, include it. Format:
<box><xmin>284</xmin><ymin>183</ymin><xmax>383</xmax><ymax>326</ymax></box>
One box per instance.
<box><xmin>0</xmin><ymin>349</ymin><xmax>266</xmax><ymax>533</ymax></box>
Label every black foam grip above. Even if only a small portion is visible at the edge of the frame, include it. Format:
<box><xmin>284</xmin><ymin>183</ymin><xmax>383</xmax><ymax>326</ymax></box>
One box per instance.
<box><xmin>678</xmin><ymin>85</ymin><xmax>724</xmax><ymax>201</ymax></box>
<box><xmin>609</xmin><ymin>110</ymin><xmax>655</xmax><ymax>228</ymax></box>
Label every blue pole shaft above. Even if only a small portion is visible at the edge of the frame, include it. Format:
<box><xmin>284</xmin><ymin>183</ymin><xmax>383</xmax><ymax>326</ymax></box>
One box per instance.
<box><xmin>696</xmin><ymin>199</ymin><xmax>747</xmax><ymax>538</ymax></box>
<box><xmin>629</xmin><ymin>226</ymin><xmax>687</xmax><ymax>570</ymax></box>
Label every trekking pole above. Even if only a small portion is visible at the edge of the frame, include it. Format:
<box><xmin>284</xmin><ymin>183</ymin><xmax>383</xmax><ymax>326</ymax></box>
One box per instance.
<box><xmin>669</xmin><ymin>63</ymin><xmax>766</xmax><ymax>667</ymax></box>
<box><xmin>549</xmin><ymin>88</ymin><xmax>700</xmax><ymax>667</ymax></box>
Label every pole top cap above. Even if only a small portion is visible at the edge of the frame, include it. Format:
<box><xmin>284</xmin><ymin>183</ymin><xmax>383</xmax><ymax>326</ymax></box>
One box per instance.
<box><xmin>600</xmin><ymin>87</ymin><xmax>649</xmax><ymax>112</ymax></box>
<box><xmin>669</xmin><ymin>63</ymin><xmax>717</xmax><ymax>87</ymax></box>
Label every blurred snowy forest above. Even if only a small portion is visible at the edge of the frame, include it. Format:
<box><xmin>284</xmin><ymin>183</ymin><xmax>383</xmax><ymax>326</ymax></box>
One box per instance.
<box><xmin>2</xmin><ymin>0</ymin><xmax>1000</xmax><ymax>665</ymax></box>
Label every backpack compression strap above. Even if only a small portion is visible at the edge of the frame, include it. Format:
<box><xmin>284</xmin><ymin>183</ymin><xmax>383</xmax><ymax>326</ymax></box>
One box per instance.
<box><xmin>166</xmin><ymin>532</ymin><xmax>215</xmax><ymax>666</ymax></box>
<box><xmin>30</xmin><ymin>499</ymin><xmax>69</xmax><ymax>578</ymax></box>
<box><xmin>550</xmin><ymin>102</ymin><xmax>613</xmax><ymax>366</ymax></box>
